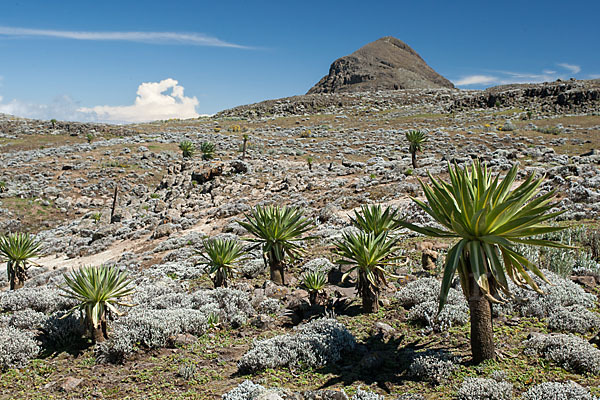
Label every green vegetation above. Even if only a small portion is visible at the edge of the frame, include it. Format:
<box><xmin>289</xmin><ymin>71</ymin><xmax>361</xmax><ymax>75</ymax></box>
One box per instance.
<box><xmin>200</xmin><ymin>141</ymin><xmax>216</xmax><ymax>160</ymax></box>
<box><xmin>197</xmin><ymin>238</ymin><xmax>247</xmax><ymax>288</ymax></box>
<box><xmin>398</xmin><ymin>161</ymin><xmax>570</xmax><ymax>363</ymax></box>
<box><xmin>179</xmin><ymin>140</ymin><xmax>195</xmax><ymax>158</ymax></box>
<box><xmin>60</xmin><ymin>265</ymin><xmax>134</xmax><ymax>343</ymax></box>
<box><xmin>334</xmin><ymin>231</ymin><xmax>400</xmax><ymax>313</ymax></box>
<box><xmin>300</xmin><ymin>270</ymin><xmax>327</xmax><ymax>305</ymax></box>
<box><xmin>102</xmin><ymin>161</ymin><xmax>131</xmax><ymax>169</ymax></box>
<box><xmin>0</xmin><ymin>233</ymin><xmax>41</xmax><ymax>290</ymax></box>
<box><xmin>0</xmin><ymin>181</ymin><xmax>6</xmax><ymax>193</ymax></box>
<box><xmin>350</xmin><ymin>204</ymin><xmax>401</xmax><ymax>236</ymax></box>
<box><xmin>91</xmin><ymin>212</ymin><xmax>102</xmax><ymax>224</ymax></box>
<box><xmin>306</xmin><ymin>156</ymin><xmax>314</xmax><ymax>171</ymax></box>
<box><xmin>405</xmin><ymin>129</ymin><xmax>428</xmax><ymax>168</ymax></box>
<box><xmin>86</xmin><ymin>133</ymin><xmax>94</xmax><ymax>143</ymax></box>
<box><xmin>536</xmin><ymin>125</ymin><xmax>563</xmax><ymax>135</ymax></box>
<box><xmin>50</xmin><ymin>118</ymin><xmax>57</xmax><ymax>129</ymax></box>
<box><xmin>239</xmin><ymin>205</ymin><xmax>313</xmax><ymax>285</ymax></box>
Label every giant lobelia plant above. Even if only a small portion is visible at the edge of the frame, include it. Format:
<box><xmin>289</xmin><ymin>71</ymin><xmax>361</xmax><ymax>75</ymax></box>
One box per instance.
<box><xmin>397</xmin><ymin>161</ymin><xmax>570</xmax><ymax>363</ymax></box>
<box><xmin>0</xmin><ymin>233</ymin><xmax>41</xmax><ymax>290</ymax></box>
<box><xmin>60</xmin><ymin>266</ymin><xmax>134</xmax><ymax>343</ymax></box>
<box><xmin>239</xmin><ymin>205</ymin><xmax>313</xmax><ymax>285</ymax></box>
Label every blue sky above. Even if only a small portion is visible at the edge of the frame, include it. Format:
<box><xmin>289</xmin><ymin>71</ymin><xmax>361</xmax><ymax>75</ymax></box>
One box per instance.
<box><xmin>0</xmin><ymin>0</ymin><xmax>598</xmax><ymax>122</ymax></box>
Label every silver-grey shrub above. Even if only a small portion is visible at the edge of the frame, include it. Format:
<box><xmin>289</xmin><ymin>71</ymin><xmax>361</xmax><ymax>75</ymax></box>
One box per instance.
<box><xmin>258</xmin><ymin>298</ymin><xmax>280</xmax><ymax>315</ymax></box>
<box><xmin>395</xmin><ymin>395</ymin><xmax>425</xmax><ymax>400</ymax></box>
<box><xmin>240</xmin><ymin>259</ymin><xmax>265</xmax><ymax>279</ymax></box>
<box><xmin>396</xmin><ymin>278</ymin><xmax>439</xmax><ymax>308</ymax></box>
<box><xmin>351</xmin><ymin>389</ymin><xmax>384</xmax><ymax>400</ymax></box>
<box><xmin>302</xmin><ymin>258</ymin><xmax>336</xmax><ymax>275</ymax></box>
<box><xmin>237</xmin><ymin>318</ymin><xmax>356</xmax><ymax>373</ymax></box>
<box><xmin>493</xmin><ymin>269</ymin><xmax>599</xmax><ymax>334</ymax></box>
<box><xmin>398</xmin><ymin>278</ymin><xmax>468</xmax><ymax>331</ymax></box>
<box><xmin>407</xmin><ymin>300</ymin><xmax>468</xmax><ymax>332</ymax></box>
<box><xmin>98</xmin><ymin>286</ymin><xmax>255</xmax><ymax>363</ymax></box>
<box><xmin>97</xmin><ymin>308</ymin><xmax>208</xmax><ymax>363</ymax></box>
<box><xmin>192</xmin><ymin>288</ymin><xmax>255</xmax><ymax>328</ymax></box>
<box><xmin>0</xmin><ymin>326</ymin><xmax>40</xmax><ymax>369</ymax></box>
<box><xmin>408</xmin><ymin>349</ymin><xmax>457</xmax><ymax>384</ymax></box>
<box><xmin>512</xmin><ymin>270</ymin><xmax>595</xmax><ymax>318</ymax></box>
<box><xmin>520</xmin><ymin>381</ymin><xmax>596</xmax><ymax>400</ymax></box>
<box><xmin>0</xmin><ymin>309</ymin><xmax>47</xmax><ymax>330</ymax></box>
<box><xmin>457</xmin><ymin>378</ymin><xmax>513</xmax><ymax>400</ymax></box>
<box><xmin>135</xmin><ymin>285</ymin><xmax>255</xmax><ymax>327</ymax></box>
<box><xmin>144</xmin><ymin>261</ymin><xmax>205</xmax><ymax>280</ymax></box>
<box><xmin>523</xmin><ymin>333</ymin><xmax>600</xmax><ymax>374</ymax></box>
<box><xmin>0</xmin><ymin>287</ymin><xmax>76</xmax><ymax>313</ymax></box>
<box><xmin>132</xmin><ymin>279</ymin><xmax>186</xmax><ymax>306</ymax></box>
<box><xmin>547</xmin><ymin>305</ymin><xmax>600</xmax><ymax>334</ymax></box>
<box><xmin>222</xmin><ymin>380</ymin><xmax>266</xmax><ymax>400</ymax></box>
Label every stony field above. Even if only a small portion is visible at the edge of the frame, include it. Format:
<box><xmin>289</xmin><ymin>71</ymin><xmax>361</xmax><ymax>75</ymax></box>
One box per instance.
<box><xmin>0</xmin><ymin>84</ymin><xmax>599</xmax><ymax>399</ymax></box>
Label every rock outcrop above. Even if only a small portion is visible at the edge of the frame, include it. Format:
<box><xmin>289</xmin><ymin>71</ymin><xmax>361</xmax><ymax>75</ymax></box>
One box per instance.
<box><xmin>307</xmin><ymin>36</ymin><xmax>454</xmax><ymax>94</ymax></box>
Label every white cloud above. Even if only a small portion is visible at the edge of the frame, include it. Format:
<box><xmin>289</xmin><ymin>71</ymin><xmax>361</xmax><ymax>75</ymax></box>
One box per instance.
<box><xmin>0</xmin><ymin>78</ymin><xmax>200</xmax><ymax>123</ymax></box>
<box><xmin>79</xmin><ymin>78</ymin><xmax>200</xmax><ymax>123</ymax></box>
<box><xmin>589</xmin><ymin>74</ymin><xmax>600</xmax><ymax>79</ymax></box>
<box><xmin>453</xmin><ymin>64</ymin><xmax>586</xmax><ymax>88</ymax></box>
<box><xmin>0</xmin><ymin>94</ymin><xmax>99</xmax><ymax>121</ymax></box>
<box><xmin>0</xmin><ymin>26</ymin><xmax>250</xmax><ymax>49</ymax></box>
<box><xmin>496</xmin><ymin>70</ymin><xmax>557</xmax><ymax>83</ymax></box>
<box><xmin>454</xmin><ymin>61</ymin><xmax>586</xmax><ymax>88</ymax></box>
<box><xmin>557</xmin><ymin>63</ymin><xmax>581</xmax><ymax>74</ymax></box>
<box><xmin>454</xmin><ymin>75</ymin><xmax>499</xmax><ymax>86</ymax></box>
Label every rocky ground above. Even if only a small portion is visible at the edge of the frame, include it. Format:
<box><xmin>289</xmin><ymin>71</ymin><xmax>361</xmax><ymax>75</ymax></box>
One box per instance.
<box><xmin>0</xmin><ymin>81</ymin><xmax>599</xmax><ymax>399</ymax></box>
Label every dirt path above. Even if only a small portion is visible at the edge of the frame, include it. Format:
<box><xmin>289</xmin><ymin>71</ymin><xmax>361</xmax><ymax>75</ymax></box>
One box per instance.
<box><xmin>34</xmin><ymin>215</ymin><xmax>220</xmax><ymax>272</ymax></box>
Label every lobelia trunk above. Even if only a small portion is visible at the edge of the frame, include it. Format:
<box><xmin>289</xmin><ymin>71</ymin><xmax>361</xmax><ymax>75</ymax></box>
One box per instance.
<box><xmin>411</xmin><ymin>151</ymin><xmax>418</xmax><ymax>169</ymax></box>
<box><xmin>8</xmin><ymin>262</ymin><xmax>26</xmax><ymax>290</ymax></box>
<box><xmin>359</xmin><ymin>273</ymin><xmax>379</xmax><ymax>313</ymax></box>
<box><xmin>92</xmin><ymin>320</ymin><xmax>108</xmax><ymax>343</ymax></box>
<box><xmin>268</xmin><ymin>251</ymin><xmax>285</xmax><ymax>285</ymax></box>
<box><xmin>467</xmin><ymin>272</ymin><xmax>495</xmax><ymax>363</ymax></box>
<box><xmin>362</xmin><ymin>289</ymin><xmax>379</xmax><ymax>313</ymax></box>
<box><xmin>213</xmin><ymin>271</ymin><xmax>227</xmax><ymax>288</ymax></box>
<box><xmin>309</xmin><ymin>291</ymin><xmax>318</xmax><ymax>306</ymax></box>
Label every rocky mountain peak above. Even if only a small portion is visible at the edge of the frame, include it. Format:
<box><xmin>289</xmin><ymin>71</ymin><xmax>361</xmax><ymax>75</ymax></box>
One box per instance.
<box><xmin>307</xmin><ymin>36</ymin><xmax>454</xmax><ymax>94</ymax></box>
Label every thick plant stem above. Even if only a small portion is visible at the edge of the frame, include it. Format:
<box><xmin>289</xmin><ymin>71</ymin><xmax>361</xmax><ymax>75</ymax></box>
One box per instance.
<box><xmin>92</xmin><ymin>320</ymin><xmax>108</xmax><ymax>343</ymax></box>
<box><xmin>359</xmin><ymin>273</ymin><xmax>379</xmax><ymax>313</ymax></box>
<box><xmin>309</xmin><ymin>291</ymin><xmax>318</xmax><ymax>306</ymax></box>
<box><xmin>8</xmin><ymin>262</ymin><xmax>26</xmax><ymax>290</ymax></box>
<box><xmin>362</xmin><ymin>289</ymin><xmax>379</xmax><ymax>313</ymax></box>
<box><xmin>268</xmin><ymin>251</ymin><xmax>285</xmax><ymax>285</ymax></box>
<box><xmin>468</xmin><ymin>274</ymin><xmax>495</xmax><ymax>363</ymax></box>
<box><xmin>411</xmin><ymin>151</ymin><xmax>418</xmax><ymax>169</ymax></box>
<box><xmin>213</xmin><ymin>271</ymin><xmax>227</xmax><ymax>288</ymax></box>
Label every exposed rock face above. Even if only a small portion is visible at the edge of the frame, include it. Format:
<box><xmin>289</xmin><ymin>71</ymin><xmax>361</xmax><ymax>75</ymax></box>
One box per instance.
<box><xmin>217</xmin><ymin>79</ymin><xmax>600</xmax><ymax>120</ymax></box>
<box><xmin>307</xmin><ymin>36</ymin><xmax>454</xmax><ymax>94</ymax></box>
<box><xmin>451</xmin><ymin>79</ymin><xmax>600</xmax><ymax>113</ymax></box>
